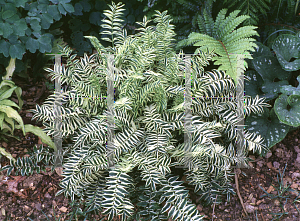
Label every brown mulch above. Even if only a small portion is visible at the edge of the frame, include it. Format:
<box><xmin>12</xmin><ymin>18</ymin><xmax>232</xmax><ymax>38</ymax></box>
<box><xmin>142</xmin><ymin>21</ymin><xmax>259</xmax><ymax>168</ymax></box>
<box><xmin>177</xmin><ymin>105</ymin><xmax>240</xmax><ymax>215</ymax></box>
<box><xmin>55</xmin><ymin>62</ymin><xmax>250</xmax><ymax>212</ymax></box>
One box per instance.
<box><xmin>0</xmin><ymin>71</ymin><xmax>300</xmax><ymax>220</ymax></box>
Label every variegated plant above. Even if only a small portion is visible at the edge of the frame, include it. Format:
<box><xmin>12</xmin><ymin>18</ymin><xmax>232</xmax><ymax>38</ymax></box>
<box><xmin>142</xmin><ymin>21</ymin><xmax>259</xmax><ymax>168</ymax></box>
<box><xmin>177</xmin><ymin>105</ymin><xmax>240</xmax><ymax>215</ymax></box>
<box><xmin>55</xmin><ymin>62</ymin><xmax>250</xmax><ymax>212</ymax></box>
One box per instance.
<box><xmin>10</xmin><ymin>2</ymin><xmax>271</xmax><ymax>220</ymax></box>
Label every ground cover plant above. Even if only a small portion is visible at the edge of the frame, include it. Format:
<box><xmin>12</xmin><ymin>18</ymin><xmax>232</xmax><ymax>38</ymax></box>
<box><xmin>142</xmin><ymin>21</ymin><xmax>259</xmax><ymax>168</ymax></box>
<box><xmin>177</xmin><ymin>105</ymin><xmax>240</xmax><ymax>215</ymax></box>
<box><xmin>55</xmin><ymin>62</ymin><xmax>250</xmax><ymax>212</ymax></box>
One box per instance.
<box><xmin>0</xmin><ymin>2</ymin><xmax>272</xmax><ymax>220</ymax></box>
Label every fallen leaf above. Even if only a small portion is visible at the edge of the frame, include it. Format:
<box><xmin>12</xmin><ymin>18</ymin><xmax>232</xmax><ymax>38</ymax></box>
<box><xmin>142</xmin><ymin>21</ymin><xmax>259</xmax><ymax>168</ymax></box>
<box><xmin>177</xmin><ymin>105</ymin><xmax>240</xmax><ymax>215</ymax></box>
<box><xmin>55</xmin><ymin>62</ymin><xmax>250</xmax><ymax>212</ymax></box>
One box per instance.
<box><xmin>59</xmin><ymin>206</ymin><xmax>68</xmax><ymax>213</ymax></box>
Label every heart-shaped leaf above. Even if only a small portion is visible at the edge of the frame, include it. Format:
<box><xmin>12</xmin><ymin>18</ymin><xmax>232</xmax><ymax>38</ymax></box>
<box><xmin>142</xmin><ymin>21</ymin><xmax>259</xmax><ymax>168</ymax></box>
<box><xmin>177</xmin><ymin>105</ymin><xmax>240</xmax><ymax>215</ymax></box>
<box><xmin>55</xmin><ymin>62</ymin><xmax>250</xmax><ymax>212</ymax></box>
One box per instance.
<box><xmin>252</xmin><ymin>55</ymin><xmax>290</xmax><ymax>82</ymax></box>
<box><xmin>272</xmin><ymin>34</ymin><xmax>300</xmax><ymax>71</ymax></box>
<box><xmin>244</xmin><ymin>70</ymin><xmax>264</xmax><ymax>97</ymax></box>
<box><xmin>280</xmin><ymin>75</ymin><xmax>300</xmax><ymax>96</ymax></box>
<box><xmin>245</xmin><ymin>108</ymin><xmax>290</xmax><ymax>152</ymax></box>
<box><xmin>274</xmin><ymin>94</ymin><xmax>300</xmax><ymax>127</ymax></box>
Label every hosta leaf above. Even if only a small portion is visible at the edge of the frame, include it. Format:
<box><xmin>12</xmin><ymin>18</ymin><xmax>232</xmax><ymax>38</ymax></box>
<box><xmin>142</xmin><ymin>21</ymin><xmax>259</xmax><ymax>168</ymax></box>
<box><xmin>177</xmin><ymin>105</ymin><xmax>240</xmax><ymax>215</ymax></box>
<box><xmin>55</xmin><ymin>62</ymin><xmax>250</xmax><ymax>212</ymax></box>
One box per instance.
<box><xmin>245</xmin><ymin>108</ymin><xmax>290</xmax><ymax>151</ymax></box>
<box><xmin>272</xmin><ymin>34</ymin><xmax>300</xmax><ymax>71</ymax></box>
<box><xmin>274</xmin><ymin>94</ymin><xmax>300</xmax><ymax>127</ymax></box>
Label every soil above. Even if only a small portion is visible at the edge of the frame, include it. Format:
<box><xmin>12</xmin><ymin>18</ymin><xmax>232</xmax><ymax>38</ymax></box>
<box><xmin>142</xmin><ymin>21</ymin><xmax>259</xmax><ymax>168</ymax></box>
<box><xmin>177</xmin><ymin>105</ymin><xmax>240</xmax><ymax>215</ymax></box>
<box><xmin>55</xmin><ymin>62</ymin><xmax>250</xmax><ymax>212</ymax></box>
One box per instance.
<box><xmin>1</xmin><ymin>69</ymin><xmax>300</xmax><ymax>221</ymax></box>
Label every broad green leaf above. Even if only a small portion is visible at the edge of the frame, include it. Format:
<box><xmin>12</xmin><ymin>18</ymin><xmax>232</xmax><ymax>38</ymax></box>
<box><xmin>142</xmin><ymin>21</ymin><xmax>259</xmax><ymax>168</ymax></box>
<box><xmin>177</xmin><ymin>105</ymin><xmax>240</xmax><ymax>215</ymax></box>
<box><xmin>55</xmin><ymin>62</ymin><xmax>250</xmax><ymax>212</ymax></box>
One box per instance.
<box><xmin>0</xmin><ymin>86</ymin><xmax>17</xmax><ymax>100</ymax></box>
<box><xmin>4</xmin><ymin>114</ymin><xmax>15</xmax><ymax>133</ymax></box>
<box><xmin>2</xmin><ymin>10</ymin><xmax>15</xmax><ymax>20</ymax></box>
<box><xmin>38</xmin><ymin>34</ymin><xmax>51</xmax><ymax>45</ymax></box>
<box><xmin>0</xmin><ymin>99</ymin><xmax>20</xmax><ymax>109</ymax></box>
<box><xmin>13</xmin><ymin>18</ymin><xmax>28</xmax><ymax>36</ymax></box>
<box><xmin>272</xmin><ymin>34</ymin><xmax>300</xmax><ymax>71</ymax></box>
<box><xmin>5</xmin><ymin>14</ymin><xmax>20</xmax><ymax>23</ymax></box>
<box><xmin>58</xmin><ymin>3</ymin><xmax>67</xmax><ymax>15</ymax></box>
<box><xmin>16</xmin><ymin>124</ymin><xmax>57</xmax><ymax>151</ymax></box>
<box><xmin>9</xmin><ymin>43</ymin><xmax>25</xmax><ymax>60</ymax></box>
<box><xmin>252</xmin><ymin>56</ymin><xmax>290</xmax><ymax>82</ymax></box>
<box><xmin>1</xmin><ymin>23</ymin><xmax>13</xmax><ymax>38</ymax></box>
<box><xmin>0</xmin><ymin>105</ymin><xmax>25</xmax><ymax>136</ymax></box>
<box><xmin>48</xmin><ymin>5</ymin><xmax>61</xmax><ymax>21</ymax></box>
<box><xmin>280</xmin><ymin>76</ymin><xmax>300</xmax><ymax>96</ymax></box>
<box><xmin>0</xmin><ymin>112</ymin><xmax>4</xmax><ymax>129</ymax></box>
<box><xmin>26</xmin><ymin>37</ymin><xmax>39</xmax><ymax>53</ymax></box>
<box><xmin>14</xmin><ymin>0</ymin><xmax>28</xmax><ymax>8</ymax></box>
<box><xmin>274</xmin><ymin>94</ymin><xmax>300</xmax><ymax>127</ymax></box>
<box><xmin>0</xmin><ymin>40</ymin><xmax>10</xmax><ymax>57</ymax></box>
<box><xmin>30</xmin><ymin>18</ymin><xmax>41</xmax><ymax>31</ymax></box>
<box><xmin>62</xmin><ymin>3</ymin><xmax>74</xmax><ymax>13</ymax></box>
<box><xmin>245</xmin><ymin>108</ymin><xmax>290</xmax><ymax>152</ymax></box>
<box><xmin>0</xmin><ymin>146</ymin><xmax>16</xmax><ymax>162</ymax></box>
<box><xmin>244</xmin><ymin>70</ymin><xmax>264</xmax><ymax>97</ymax></box>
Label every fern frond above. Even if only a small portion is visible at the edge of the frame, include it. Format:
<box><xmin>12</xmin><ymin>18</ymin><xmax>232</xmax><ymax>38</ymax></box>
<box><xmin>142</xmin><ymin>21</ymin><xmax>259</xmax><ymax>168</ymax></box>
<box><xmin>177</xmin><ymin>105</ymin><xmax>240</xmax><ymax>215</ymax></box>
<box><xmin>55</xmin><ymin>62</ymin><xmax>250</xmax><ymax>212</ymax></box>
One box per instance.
<box><xmin>223</xmin><ymin>0</ymin><xmax>271</xmax><ymax>25</ymax></box>
<box><xmin>177</xmin><ymin>9</ymin><xmax>259</xmax><ymax>85</ymax></box>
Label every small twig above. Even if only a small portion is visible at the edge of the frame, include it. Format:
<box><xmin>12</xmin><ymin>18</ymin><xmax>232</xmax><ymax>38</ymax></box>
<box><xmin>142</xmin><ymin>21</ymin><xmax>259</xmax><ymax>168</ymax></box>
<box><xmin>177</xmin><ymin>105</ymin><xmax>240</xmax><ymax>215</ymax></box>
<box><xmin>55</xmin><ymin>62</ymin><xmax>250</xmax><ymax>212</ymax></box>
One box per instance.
<box><xmin>235</xmin><ymin>168</ymin><xmax>248</xmax><ymax>217</ymax></box>
<box><xmin>211</xmin><ymin>195</ymin><xmax>218</xmax><ymax>221</ymax></box>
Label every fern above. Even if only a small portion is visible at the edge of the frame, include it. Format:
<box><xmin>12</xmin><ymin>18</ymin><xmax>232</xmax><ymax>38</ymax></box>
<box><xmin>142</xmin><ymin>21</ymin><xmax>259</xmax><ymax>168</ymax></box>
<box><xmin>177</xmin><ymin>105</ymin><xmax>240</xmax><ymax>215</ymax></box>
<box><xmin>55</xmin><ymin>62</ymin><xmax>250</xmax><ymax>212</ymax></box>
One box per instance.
<box><xmin>223</xmin><ymin>0</ymin><xmax>271</xmax><ymax>25</ymax></box>
<box><xmin>176</xmin><ymin>7</ymin><xmax>259</xmax><ymax>85</ymax></box>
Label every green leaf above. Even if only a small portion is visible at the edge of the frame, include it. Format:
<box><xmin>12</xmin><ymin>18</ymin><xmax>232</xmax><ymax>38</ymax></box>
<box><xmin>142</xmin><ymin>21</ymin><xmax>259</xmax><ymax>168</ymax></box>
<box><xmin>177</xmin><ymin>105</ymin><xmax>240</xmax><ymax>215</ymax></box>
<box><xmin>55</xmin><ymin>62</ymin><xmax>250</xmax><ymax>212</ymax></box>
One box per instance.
<box><xmin>274</xmin><ymin>94</ymin><xmax>300</xmax><ymax>127</ymax></box>
<box><xmin>58</xmin><ymin>3</ymin><xmax>67</xmax><ymax>15</ymax></box>
<box><xmin>0</xmin><ymin>146</ymin><xmax>16</xmax><ymax>162</ymax></box>
<box><xmin>14</xmin><ymin>0</ymin><xmax>28</xmax><ymax>8</ymax></box>
<box><xmin>272</xmin><ymin>34</ymin><xmax>300</xmax><ymax>71</ymax></box>
<box><xmin>0</xmin><ymin>105</ymin><xmax>25</xmax><ymax>136</ymax></box>
<box><xmin>38</xmin><ymin>35</ymin><xmax>51</xmax><ymax>45</ymax></box>
<box><xmin>0</xmin><ymin>40</ymin><xmax>10</xmax><ymax>57</ymax></box>
<box><xmin>18</xmin><ymin>124</ymin><xmax>57</xmax><ymax>151</ymax></box>
<box><xmin>280</xmin><ymin>76</ymin><xmax>300</xmax><ymax>96</ymax></box>
<box><xmin>39</xmin><ymin>13</ymin><xmax>54</xmax><ymax>29</ymax></box>
<box><xmin>30</xmin><ymin>18</ymin><xmax>41</xmax><ymax>31</ymax></box>
<box><xmin>73</xmin><ymin>2</ymin><xmax>83</xmax><ymax>15</ymax></box>
<box><xmin>244</xmin><ymin>70</ymin><xmax>264</xmax><ymax>97</ymax></box>
<box><xmin>5</xmin><ymin>14</ymin><xmax>20</xmax><ymax>23</ymax></box>
<box><xmin>245</xmin><ymin>108</ymin><xmax>290</xmax><ymax>151</ymax></box>
<box><xmin>89</xmin><ymin>12</ymin><xmax>102</xmax><ymax>26</ymax></box>
<box><xmin>0</xmin><ymin>86</ymin><xmax>17</xmax><ymax>100</ymax></box>
<box><xmin>2</xmin><ymin>10</ymin><xmax>15</xmax><ymax>20</ymax></box>
<box><xmin>37</xmin><ymin>3</ymin><xmax>48</xmax><ymax>13</ymax></box>
<box><xmin>62</xmin><ymin>3</ymin><xmax>74</xmax><ymax>13</ymax></box>
<box><xmin>9</xmin><ymin>43</ymin><xmax>25</xmax><ymax>60</ymax></box>
<box><xmin>252</xmin><ymin>55</ymin><xmax>290</xmax><ymax>82</ymax></box>
<box><xmin>26</xmin><ymin>37</ymin><xmax>39</xmax><ymax>53</ymax></box>
<box><xmin>1</xmin><ymin>23</ymin><xmax>13</xmax><ymax>38</ymax></box>
<box><xmin>0</xmin><ymin>99</ymin><xmax>20</xmax><ymax>109</ymax></box>
<box><xmin>48</xmin><ymin>5</ymin><xmax>61</xmax><ymax>21</ymax></box>
<box><xmin>13</xmin><ymin>18</ymin><xmax>28</xmax><ymax>36</ymax></box>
